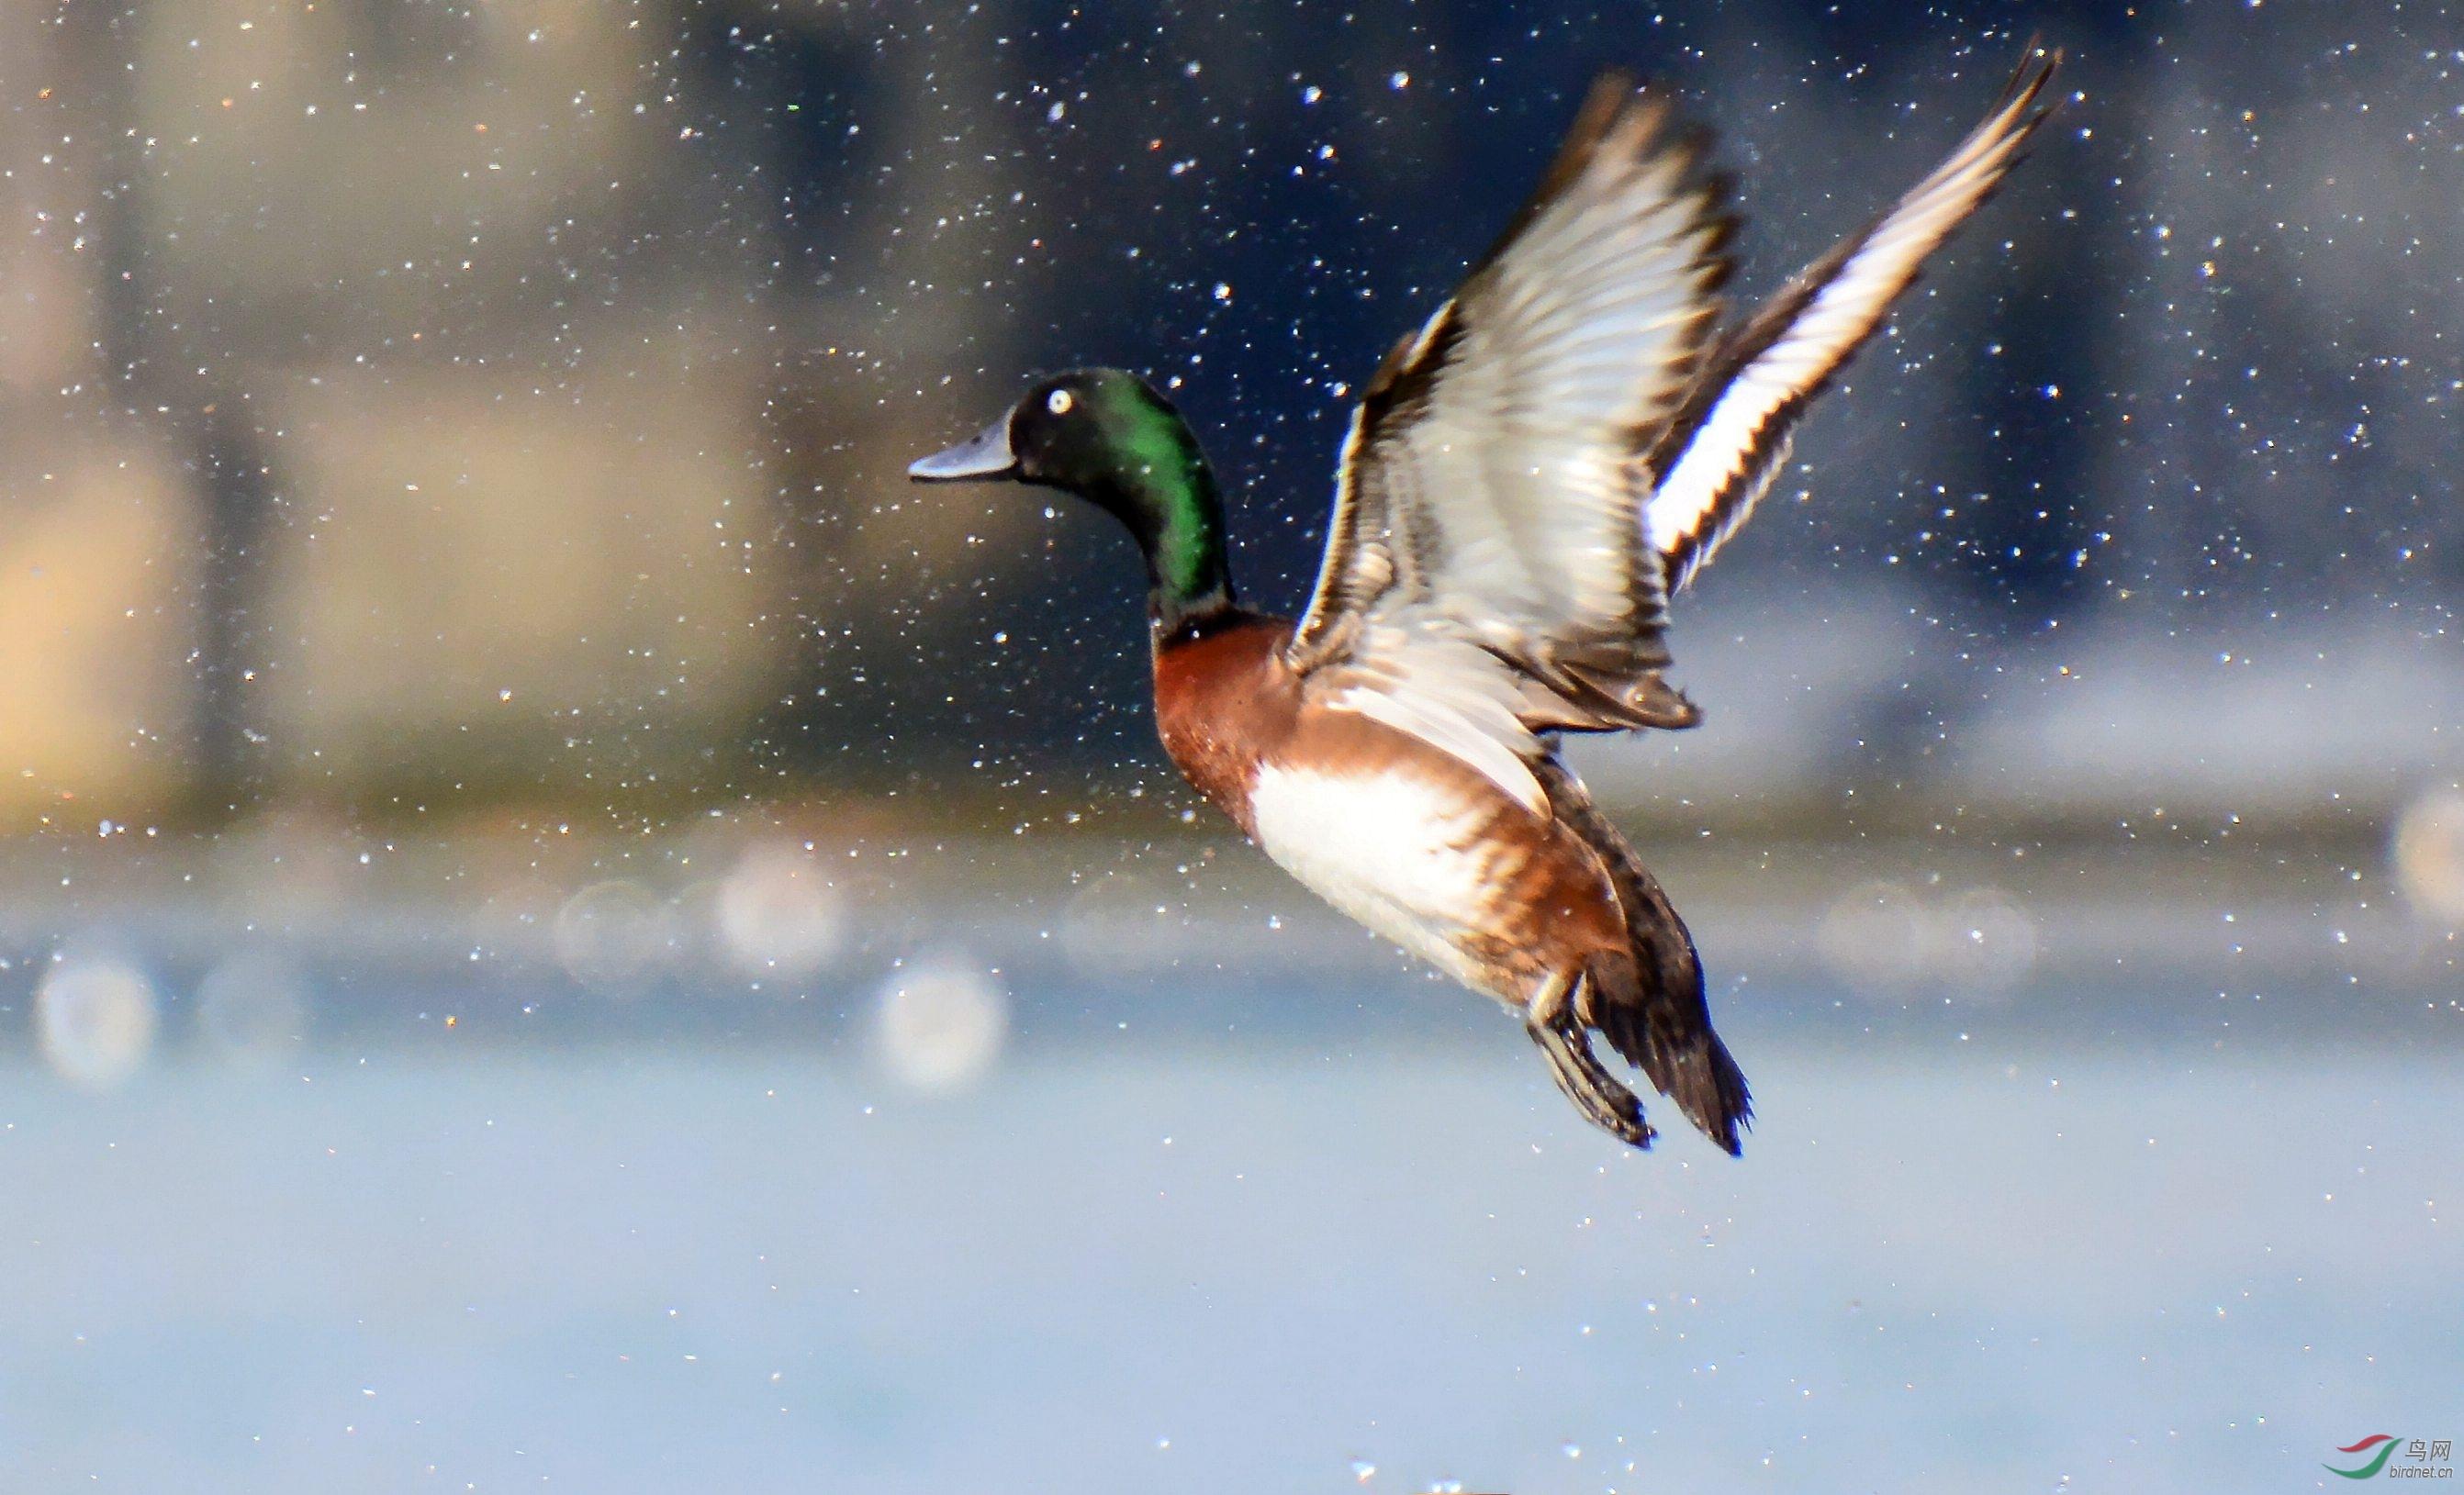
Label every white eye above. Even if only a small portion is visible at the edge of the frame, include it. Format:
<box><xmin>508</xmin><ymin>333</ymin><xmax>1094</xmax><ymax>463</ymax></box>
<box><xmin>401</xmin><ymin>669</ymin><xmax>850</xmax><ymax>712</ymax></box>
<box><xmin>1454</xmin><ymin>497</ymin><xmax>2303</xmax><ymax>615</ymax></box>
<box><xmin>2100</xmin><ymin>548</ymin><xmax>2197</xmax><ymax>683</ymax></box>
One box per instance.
<box><xmin>1046</xmin><ymin>389</ymin><xmax>1074</xmax><ymax>416</ymax></box>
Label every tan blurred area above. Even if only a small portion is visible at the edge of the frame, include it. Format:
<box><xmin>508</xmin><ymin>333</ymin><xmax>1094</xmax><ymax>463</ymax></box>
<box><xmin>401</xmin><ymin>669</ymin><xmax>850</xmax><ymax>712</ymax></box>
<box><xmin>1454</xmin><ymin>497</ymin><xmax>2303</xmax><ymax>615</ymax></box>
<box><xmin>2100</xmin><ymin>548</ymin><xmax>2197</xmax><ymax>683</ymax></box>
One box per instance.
<box><xmin>0</xmin><ymin>443</ymin><xmax>191</xmax><ymax>808</ymax></box>
<box><xmin>0</xmin><ymin>0</ymin><xmax>1000</xmax><ymax>827</ymax></box>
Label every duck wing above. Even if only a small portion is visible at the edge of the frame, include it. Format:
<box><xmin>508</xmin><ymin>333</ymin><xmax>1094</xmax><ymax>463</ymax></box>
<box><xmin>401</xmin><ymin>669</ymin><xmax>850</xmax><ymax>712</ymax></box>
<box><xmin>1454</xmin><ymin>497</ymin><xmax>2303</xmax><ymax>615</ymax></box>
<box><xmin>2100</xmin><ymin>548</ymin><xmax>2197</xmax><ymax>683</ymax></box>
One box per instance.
<box><xmin>1645</xmin><ymin>49</ymin><xmax>2060</xmax><ymax>594</ymax></box>
<box><xmin>1285</xmin><ymin>71</ymin><xmax>1736</xmax><ymax>758</ymax></box>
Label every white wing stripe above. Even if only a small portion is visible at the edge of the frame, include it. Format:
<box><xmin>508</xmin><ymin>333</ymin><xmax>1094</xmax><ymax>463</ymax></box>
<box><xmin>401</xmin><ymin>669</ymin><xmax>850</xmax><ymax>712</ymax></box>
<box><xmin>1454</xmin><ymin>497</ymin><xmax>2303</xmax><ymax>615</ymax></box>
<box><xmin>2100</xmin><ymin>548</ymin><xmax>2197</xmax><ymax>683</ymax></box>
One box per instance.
<box><xmin>1644</xmin><ymin>57</ymin><xmax>2055</xmax><ymax>572</ymax></box>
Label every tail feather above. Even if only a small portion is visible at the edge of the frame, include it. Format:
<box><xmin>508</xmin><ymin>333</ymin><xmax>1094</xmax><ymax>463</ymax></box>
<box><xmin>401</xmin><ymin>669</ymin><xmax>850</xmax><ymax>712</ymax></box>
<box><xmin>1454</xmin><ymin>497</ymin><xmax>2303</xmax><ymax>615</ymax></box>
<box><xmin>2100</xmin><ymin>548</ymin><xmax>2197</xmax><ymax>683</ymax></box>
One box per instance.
<box><xmin>1587</xmin><ymin>968</ymin><xmax>1752</xmax><ymax>1155</ymax></box>
<box><xmin>1537</xmin><ymin>757</ymin><xmax>1753</xmax><ymax>1154</ymax></box>
<box><xmin>1584</xmin><ymin>916</ymin><xmax>1753</xmax><ymax>1156</ymax></box>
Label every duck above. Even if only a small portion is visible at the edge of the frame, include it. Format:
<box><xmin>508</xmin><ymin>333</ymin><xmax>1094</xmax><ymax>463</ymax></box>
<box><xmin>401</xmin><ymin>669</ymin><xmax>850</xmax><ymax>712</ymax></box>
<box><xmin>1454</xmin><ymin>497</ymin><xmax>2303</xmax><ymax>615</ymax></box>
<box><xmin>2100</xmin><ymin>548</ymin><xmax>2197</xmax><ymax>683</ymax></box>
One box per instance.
<box><xmin>910</xmin><ymin>51</ymin><xmax>2059</xmax><ymax>1152</ymax></box>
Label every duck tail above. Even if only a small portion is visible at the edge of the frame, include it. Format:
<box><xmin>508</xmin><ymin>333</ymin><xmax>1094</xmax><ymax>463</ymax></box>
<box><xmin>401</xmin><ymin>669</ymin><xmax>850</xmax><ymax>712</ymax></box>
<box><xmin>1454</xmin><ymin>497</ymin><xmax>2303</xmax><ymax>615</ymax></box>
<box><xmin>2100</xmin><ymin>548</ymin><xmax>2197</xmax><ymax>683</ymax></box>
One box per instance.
<box><xmin>1534</xmin><ymin>758</ymin><xmax>1753</xmax><ymax>1154</ymax></box>
<box><xmin>1583</xmin><ymin>920</ymin><xmax>1752</xmax><ymax>1156</ymax></box>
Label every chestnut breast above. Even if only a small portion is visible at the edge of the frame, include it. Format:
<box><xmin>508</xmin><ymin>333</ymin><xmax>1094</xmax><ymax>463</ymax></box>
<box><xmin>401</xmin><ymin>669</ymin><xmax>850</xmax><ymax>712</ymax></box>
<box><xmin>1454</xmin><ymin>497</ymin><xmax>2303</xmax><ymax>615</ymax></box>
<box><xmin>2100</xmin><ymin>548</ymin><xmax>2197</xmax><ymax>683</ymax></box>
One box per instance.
<box><xmin>1151</xmin><ymin>611</ymin><xmax>1628</xmax><ymax>994</ymax></box>
<box><xmin>1151</xmin><ymin>613</ymin><xmax>1305</xmax><ymax>835</ymax></box>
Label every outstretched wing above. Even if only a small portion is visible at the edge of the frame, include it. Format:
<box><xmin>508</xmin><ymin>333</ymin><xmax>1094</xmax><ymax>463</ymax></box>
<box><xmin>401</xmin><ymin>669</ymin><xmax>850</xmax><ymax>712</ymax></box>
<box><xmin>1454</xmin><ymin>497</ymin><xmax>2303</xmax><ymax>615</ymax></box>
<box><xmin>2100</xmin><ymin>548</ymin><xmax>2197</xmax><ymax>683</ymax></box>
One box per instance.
<box><xmin>1646</xmin><ymin>49</ymin><xmax>2061</xmax><ymax>593</ymax></box>
<box><xmin>1285</xmin><ymin>73</ymin><xmax>1734</xmax><ymax>748</ymax></box>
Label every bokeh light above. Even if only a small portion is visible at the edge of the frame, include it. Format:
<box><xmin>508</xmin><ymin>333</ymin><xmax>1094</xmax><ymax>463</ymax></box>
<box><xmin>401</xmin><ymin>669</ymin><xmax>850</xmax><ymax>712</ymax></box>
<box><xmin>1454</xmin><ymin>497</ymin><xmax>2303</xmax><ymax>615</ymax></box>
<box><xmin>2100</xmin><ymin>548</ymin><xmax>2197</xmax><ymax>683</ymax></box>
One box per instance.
<box><xmin>553</xmin><ymin>880</ymin><xmax>674</xmax><ymax>995</ymax></box>
<box><xmin>714</xmin><ymin>842</ymin><xmax>847</xmax><ymax>976</ymax></box>
<box><xmin>195</xmin><ymin>953</ymin><xmax>314</xmax><ymax>1065</ymax></box>
<box><xmin>1816</xmin><ymin>881</ymin><xmax>2038</xmax><ymax>999</ymax></box>
<box><xmin>2392</xmin><ymin>788</ymin><xmax>2464</xmax><ymax>925</ymax></box>
<box><xmin>872</xmin><ymin>956</ymin><xmax>1010</xmax><ymax>1094</ymax></box>
<box><xmin>35</xmin><ymin>954</ymin><xmax>160</xmax><ymax>1090</ymax></box>
<box><xmin>1935</xmin><ymin>889</ymin><xmax>2041</xmax><ymax>995</ymax></box>
<box><xmin>1815</xmin><ymin>881</ymin><xmax>1935</xmax><ymax>998</ymax></box>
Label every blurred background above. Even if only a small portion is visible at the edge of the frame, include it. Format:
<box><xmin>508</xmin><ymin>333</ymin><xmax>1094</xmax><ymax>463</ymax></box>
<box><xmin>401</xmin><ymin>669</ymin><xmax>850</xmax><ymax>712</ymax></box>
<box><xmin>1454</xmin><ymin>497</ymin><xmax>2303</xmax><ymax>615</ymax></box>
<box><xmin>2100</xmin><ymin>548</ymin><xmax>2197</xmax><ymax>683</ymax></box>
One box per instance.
<box><xmin>0</xmin><ymin>3</ymin><xmax>2457</xmax><ymax>1492</ymax></box>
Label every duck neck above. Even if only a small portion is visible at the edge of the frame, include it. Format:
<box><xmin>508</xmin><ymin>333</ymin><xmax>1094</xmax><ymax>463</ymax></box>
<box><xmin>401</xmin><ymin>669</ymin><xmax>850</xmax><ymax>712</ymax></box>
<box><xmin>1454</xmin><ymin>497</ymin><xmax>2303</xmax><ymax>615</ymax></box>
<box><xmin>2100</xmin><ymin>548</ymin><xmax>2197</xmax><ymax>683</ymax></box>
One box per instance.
<box><xmin>1139</xmin><ymin>473</ymin><xmax>1235</xmax><ymax>640</ymax></box>
<box><xmin>1093</xmin><ymin>422</ymin><xmax>1236</xmax><ymax>641</ymax></box>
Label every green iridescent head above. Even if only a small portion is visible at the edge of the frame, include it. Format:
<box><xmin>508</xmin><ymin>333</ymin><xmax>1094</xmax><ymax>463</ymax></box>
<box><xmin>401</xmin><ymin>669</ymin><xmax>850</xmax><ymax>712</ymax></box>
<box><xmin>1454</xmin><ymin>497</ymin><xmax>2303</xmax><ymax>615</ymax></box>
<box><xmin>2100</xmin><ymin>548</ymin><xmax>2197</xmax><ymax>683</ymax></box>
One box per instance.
<box><xmin>910</xmin><ymin>368</ymin><xmax>1234</xmax><ymax>635</ymax></box>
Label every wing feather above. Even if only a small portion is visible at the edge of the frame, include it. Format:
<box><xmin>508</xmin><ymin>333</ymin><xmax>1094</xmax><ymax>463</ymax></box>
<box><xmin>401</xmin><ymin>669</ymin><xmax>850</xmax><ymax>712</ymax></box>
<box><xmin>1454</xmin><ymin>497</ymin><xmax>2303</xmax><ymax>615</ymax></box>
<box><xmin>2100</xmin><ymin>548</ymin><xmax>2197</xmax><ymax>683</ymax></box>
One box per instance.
<box><xmin>1647</xmin><ymin>49</ymin><xmax>2061</xmax><ymax>592</ymax></box>
<box><xmin>1286</xmin><ymin>73</ymin><xmax>1733</xmax><ymax>763</ymax></box>
<box><xmin>1280</xmin><ymin>50</ymin><xmax>2059</xmax><ymax>796</ymax></box>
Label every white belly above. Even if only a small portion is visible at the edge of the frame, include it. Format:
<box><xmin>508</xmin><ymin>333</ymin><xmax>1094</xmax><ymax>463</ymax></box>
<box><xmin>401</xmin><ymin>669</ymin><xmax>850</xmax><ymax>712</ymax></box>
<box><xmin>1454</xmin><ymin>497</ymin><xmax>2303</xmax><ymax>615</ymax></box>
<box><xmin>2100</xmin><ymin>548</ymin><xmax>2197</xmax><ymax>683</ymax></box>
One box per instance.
<box><xmin>1246</xmin><ymin>764</ymin><xmax>1502</xmax><ymax>992</ymax></box>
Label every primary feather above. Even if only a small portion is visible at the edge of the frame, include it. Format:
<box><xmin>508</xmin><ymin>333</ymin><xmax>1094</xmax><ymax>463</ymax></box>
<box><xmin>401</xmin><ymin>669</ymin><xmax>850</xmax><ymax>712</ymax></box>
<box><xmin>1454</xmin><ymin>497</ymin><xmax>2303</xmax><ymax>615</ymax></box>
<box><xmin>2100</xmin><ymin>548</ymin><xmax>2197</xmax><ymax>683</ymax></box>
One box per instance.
<box><xmin>1646</xmin><ymin>53</ymin><xmax>2060</xmax><ymax>592</ymax></box>
<box><xmin>1286</xmin><ymin>50</ymin><xmax>2059</xmax><ymax>785</ymax></box>
<box><xmin>1286</xmin><ymin>72</ymin><xmax>1735</xmax><ymax>745</ymax></box>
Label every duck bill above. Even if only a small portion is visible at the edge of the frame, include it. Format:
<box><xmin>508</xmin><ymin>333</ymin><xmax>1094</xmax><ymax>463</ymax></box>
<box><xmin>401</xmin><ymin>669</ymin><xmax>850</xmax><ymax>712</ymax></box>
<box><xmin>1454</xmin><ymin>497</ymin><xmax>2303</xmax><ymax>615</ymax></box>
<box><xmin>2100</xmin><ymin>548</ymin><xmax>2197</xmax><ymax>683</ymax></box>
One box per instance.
<box><xmin>907</xmin><ymin>417</ymin><xmax>1019</xmax><ymax>483</ymax></box>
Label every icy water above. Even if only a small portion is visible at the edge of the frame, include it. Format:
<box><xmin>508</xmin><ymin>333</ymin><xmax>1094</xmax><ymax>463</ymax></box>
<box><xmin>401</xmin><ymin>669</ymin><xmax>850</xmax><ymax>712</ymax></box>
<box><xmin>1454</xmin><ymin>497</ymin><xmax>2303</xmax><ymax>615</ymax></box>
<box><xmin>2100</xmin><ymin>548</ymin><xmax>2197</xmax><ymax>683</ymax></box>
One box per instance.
<box><xmin>0</xmin><ymin>1019</ymin><xmax>2454</xmax><ymax>1494</ymax></box>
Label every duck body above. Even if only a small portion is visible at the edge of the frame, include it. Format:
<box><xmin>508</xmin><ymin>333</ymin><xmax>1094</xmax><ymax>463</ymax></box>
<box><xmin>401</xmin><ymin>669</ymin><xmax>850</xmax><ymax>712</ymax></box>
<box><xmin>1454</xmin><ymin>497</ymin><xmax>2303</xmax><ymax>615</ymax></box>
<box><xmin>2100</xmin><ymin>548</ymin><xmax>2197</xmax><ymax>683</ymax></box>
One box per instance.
<box><xmin>1150</xmin><ymin>606</ymin><xmax>1743</xmax><ymax>1150</ymax></box>
<box><xmin>1153</xmin><ymin>609</ymin><xmax>1619</xmax><ymax>995</ymax></box>
<box><xmin>911</xmin><ymin>50</ymin><xmax>2059</xmax><ymax>1153</ymax></box>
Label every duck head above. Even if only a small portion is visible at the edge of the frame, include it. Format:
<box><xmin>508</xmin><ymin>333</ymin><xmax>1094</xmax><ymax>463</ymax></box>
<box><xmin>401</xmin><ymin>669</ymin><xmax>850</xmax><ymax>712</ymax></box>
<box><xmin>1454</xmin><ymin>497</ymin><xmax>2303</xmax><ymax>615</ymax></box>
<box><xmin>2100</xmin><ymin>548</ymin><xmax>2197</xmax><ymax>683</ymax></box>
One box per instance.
<box><xmin>910</xmin><ymin>368</ymin><xmax>1235</xmax><ymax>636</ymax></box>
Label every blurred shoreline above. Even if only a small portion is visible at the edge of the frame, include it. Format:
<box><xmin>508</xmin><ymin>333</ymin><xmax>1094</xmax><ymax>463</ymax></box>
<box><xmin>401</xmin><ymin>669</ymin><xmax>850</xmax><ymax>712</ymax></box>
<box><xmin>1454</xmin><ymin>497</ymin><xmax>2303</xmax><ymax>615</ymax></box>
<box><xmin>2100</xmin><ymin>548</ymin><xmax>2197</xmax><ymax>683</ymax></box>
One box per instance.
<box><xmin>3</xmin><ymin>788</ymin><xmax>2454</xmax><ymax>1086</ymax></box>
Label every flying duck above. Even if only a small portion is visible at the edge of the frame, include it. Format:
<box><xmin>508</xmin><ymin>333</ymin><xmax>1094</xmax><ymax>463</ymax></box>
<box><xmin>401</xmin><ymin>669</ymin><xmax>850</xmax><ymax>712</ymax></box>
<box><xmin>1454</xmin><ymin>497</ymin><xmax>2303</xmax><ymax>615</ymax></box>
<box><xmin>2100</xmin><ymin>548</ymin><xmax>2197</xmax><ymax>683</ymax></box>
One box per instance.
<box><xmin>911</xmin><ymin>52</ymin><xmax>2060</xmax><ymax>1152</ymax></box>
